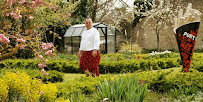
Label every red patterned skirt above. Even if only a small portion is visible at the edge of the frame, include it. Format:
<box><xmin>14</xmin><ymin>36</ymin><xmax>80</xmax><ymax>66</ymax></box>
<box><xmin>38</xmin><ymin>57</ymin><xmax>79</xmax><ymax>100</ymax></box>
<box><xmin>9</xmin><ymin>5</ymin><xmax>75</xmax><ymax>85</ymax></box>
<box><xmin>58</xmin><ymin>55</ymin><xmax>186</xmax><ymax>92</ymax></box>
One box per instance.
<box><xmin>80</xmin><ymin>50</ymin><xmax>100</xmax><ymax>77</ymax></box>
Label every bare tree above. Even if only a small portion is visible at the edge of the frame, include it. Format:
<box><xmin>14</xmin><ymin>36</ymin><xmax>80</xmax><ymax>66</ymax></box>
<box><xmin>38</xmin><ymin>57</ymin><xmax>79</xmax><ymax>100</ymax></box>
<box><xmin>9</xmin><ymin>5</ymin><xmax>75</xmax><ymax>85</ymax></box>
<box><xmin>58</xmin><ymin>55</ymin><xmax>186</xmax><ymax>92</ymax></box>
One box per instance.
<box><xmin>134</xmin><ymin>0</ymin><xmax>182</xmax><ymax>51</ymax></box>
<box><xmin>92</xmin><ymin>0</ymin><xmax>133</xmax><ymax>26</ymax></box>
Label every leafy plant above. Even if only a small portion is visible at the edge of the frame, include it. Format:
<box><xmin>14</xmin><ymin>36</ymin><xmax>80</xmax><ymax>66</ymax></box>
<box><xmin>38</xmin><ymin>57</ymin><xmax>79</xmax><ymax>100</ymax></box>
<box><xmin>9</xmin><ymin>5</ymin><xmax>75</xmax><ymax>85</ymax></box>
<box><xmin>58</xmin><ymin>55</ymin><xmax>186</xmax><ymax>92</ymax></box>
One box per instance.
<box><xmin>170</xmin><ymin>85</ymin><xmax>200</xmax><ymax>98</ymax></box>
<box><xmin>171</xmin><ymin>91</ymin><xmax>203</xmax><ymax>102</ymax></box>
<box><xmin>97</xmin><ymin>75</ymin><xmax>148</xmax><ymax>102</ymax></box>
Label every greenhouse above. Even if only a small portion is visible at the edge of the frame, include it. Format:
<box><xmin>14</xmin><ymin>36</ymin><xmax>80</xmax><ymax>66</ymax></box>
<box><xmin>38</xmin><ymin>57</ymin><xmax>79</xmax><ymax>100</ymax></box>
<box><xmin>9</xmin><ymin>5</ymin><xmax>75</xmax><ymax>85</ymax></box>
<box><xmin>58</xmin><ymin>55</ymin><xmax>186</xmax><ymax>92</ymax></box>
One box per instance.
<box><xmin>63</xmin><ymin>22</ymin><xmax>117</xmax><ymax>54</ymax></box>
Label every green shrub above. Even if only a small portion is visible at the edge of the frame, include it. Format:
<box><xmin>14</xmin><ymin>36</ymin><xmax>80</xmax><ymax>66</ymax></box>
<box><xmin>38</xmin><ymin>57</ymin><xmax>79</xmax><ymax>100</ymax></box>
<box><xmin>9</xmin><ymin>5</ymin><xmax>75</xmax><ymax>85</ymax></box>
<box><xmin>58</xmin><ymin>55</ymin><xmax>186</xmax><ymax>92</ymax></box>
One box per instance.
<box><xmin>15</xmin><ymin>46</ymin><xmax>35</xmax><ymax>59</ymax></box>
<box><xmin>0</xmin><ymin>72</ymin><xmax>58</xmax><ymax>101</ymax></box>
<box><xmin>101</xmin><ymin>53</ymin><xmax>125</xmax><ymax>61</ymax></box>
<box><xmin>171</xmin><ymin>91</ymin><xmax>203</xmax><ymax>102</ymax></box>
<box><xmin>0</xmin><ymin>79</ymin><xmax>8</xmax><ymax>100</ymax></box>
<box><xmin>2</xmin><ymin>72</ymin><xmax>32</xmax><ymax>101</ymax></box>
<box><xmin>39</xmin><ymin>83</ymin><xmax>58</xmax><ymax>102</ymax></box>
<box><xmin>52</xmin><ymin>53</ymin><xmax>79</xmax><ymax>61</ymax></box>
<box><xmin>136</xmin><ymin>70</ymin><xmax>203</xmax><ymax>93</ymax></box>
<box><xmin>21</xmin><ymin>69</ymin><xmax>64</xmax><ymax>83</ymax></box>
<box><xmin>99</xmin><ymin>58</ymin><xmax>180</xmax><ymax>74</ymax></box>
<box><xmin>191</xmin><ymin>54</ymin><xmax>203</xmax><ymax>72</ymax></box>
<box><xmin>170</xmin><ymin>85</ymin><xmax>201</xmax><ymax>98</ymax></box>
<box><xmin>1</xmin><ymin>72</ymin><xmax>40</xmax><ymax>101</ymax></box>
<box><xmin>1</xmin><ymin>68</ymin><xmax>63</xmax><ymax>84</ymax></box>
<box><xmin>56</xmin><ymin>76</ymin><xmax>99</xmax><ymax>99</ymax></box>
<box><xmin>1</xmin><ymin>58</ymin><xmax>181</xmax><ymax>74</ymax></box>
<box><xmin>194</xmin><ymin>48</ymin><xmax>203</xmax><ymax>53</ymax></box>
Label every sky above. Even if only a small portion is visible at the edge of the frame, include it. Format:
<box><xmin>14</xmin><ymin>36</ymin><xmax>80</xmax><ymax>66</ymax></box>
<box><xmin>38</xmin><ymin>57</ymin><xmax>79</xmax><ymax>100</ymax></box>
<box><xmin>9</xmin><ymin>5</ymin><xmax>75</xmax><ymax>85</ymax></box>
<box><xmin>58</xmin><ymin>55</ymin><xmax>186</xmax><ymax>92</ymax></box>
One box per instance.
<box><xmin>114</xmin><ymin>0</ymin><xmax>135</xmax><ymax>11</ymax></box>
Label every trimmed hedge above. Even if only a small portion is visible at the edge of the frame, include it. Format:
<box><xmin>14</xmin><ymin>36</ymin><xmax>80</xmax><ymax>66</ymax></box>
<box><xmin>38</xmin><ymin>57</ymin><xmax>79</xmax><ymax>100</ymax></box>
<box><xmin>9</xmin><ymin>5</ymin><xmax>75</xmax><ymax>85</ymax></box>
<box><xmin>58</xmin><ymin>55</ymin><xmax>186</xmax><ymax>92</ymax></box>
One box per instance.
<box><xmin>190</xmin><ymin>54</ymin><xmax>203</xmax><ymax>72</ymax></box>
<box><xmin>135</xmin><ymin>69</ymin><xmax>203</xmax><ymax>93</ymax></box>
<box><xmin>99</xmin><ymin>58</ymin><xmax>181</xmax><ymax>73</ymax></box>
<box><xmin>0</xmin><ymin>58</ymin><xmax>181</xmax><ymax>74</ymax></box>
<box><xmin>0</xmin><ymin>68</ymin><xmax>64</xmax><ymax>83</ymax></box>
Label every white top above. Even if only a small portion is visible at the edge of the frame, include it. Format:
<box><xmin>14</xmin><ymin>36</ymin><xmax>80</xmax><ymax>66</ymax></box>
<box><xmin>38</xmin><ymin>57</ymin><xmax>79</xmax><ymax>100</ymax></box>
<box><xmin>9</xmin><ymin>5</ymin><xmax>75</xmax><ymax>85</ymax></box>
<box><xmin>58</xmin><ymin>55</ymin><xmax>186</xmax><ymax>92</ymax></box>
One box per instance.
<box><xmin>79</xmin><ymin>27</ymin><xmax>100</xmax><ymax>51</ymax></box>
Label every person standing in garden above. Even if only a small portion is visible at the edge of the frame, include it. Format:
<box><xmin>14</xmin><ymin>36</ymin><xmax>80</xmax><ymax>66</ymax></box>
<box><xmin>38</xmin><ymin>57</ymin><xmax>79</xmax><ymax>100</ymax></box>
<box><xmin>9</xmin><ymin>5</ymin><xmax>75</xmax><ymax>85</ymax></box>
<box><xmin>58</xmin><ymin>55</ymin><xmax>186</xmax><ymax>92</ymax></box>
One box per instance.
<box><xmin>77</xmin><ymin>18</ymin><xmax>101</xmax><ymax>77</ymax></box>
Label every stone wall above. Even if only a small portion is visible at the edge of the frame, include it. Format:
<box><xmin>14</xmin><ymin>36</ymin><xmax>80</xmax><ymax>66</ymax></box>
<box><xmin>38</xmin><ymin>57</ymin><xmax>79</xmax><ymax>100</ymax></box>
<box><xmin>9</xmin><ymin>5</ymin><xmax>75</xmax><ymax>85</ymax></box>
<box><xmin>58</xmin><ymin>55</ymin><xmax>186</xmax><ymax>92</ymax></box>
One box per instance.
<box><xmin>134</xmin><ymin>0</ymin><xmax>203</xmax><ymax>50</ymax></box>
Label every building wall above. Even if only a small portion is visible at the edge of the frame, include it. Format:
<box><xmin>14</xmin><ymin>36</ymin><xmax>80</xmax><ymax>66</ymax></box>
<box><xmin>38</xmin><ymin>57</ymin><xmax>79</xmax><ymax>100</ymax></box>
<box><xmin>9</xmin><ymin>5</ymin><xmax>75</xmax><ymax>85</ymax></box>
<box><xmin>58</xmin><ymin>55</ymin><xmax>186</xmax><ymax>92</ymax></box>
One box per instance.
<box><xmin>134</xmin><ymin>0</ymin><xmax>203</xmax><ymax>51</ymax></box>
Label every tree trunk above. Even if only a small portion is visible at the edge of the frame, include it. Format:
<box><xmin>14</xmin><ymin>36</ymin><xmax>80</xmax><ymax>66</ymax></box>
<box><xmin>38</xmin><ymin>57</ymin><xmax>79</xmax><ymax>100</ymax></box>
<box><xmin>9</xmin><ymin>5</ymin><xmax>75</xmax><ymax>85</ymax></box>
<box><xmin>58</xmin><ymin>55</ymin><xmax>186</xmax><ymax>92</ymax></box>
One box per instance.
<box><xmin>91</xmin><ymin>0</ymin><xmax>98</xmax><ymax>22</ymax></box>
<box><xmin>157</xmin><ymin>33</ymin><xmax>160</xmax><ymax>51</ymax></box>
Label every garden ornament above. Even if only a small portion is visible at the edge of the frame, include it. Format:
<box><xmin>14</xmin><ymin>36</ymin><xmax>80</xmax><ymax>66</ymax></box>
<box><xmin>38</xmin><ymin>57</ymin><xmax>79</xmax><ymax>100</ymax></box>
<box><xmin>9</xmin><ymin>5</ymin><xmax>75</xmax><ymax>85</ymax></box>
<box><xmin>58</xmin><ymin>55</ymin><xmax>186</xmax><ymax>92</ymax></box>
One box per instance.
<box><xmin>174</xmin><ymin>3</ymin><xmax>201</xmax><ymax>72</ymax></box>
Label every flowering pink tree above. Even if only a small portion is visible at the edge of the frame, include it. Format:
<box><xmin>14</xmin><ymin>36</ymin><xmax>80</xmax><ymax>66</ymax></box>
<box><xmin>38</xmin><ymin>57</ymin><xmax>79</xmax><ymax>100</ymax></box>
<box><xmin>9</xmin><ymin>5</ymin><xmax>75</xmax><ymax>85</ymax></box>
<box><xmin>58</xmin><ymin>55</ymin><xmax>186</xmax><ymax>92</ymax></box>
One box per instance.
<box><xmin>0</xmin><ymin>0</ymin><xmax>75</xmax><ymax>101</ymax></box>
<box><xmin>0</xmin><ymin>0</ymin><xmax>75</xmax><ymax>71</ymax></box>
<box><xmin>0</xmin><ymin>0</ymin><xmax>52</xmax><ymax>74</ymax></box>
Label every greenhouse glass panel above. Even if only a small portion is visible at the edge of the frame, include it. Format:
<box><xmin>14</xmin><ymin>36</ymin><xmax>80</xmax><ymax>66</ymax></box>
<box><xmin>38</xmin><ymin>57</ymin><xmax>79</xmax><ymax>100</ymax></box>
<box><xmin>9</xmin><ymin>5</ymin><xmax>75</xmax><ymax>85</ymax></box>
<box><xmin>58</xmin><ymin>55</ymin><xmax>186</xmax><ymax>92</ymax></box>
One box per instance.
<box><xmin>72</xmin><ymin>43</ymin><xmax>80</xmax><ymax>54</ymax></box>
<box><xmin>80</xmin><ymin>28</ymin><xmax>86</xmax><ymax>36</ymax></box>
<box><xmin>72</xmin><ymin>37</ymin><xmax>81</xmax><ymax>43</ymax></box>
<box><xmin>107</xmin><ymin>35</ymin><xmax>116</xmax><ymax>53</ymax></box>
<box><xmin>98</xmin><ymin>28</ymin><xmax>105</xmax><ymax>36</ymax></box>
<box><xmin>108</xmin><ymin>27</ymin><xmax>115</xmax><ymax>35</ymax></box>
<box><xmin>64</xmin><ymin>37</ymin><xmax>71</xmax><ymax>44</ymax></box>
<box><xmin>64</xmin><ymin>28</ymin><xmax>75</xmax><ymax>37</ymax></box>
<box><xmin>65</xmin><ymin>45</ymin><xmax>72</xmax><ymax>54</ymax></box>
<box><xmin>72</xmin><ymin>27</ymin><xmax>84</xmax><ymax>36</ymax></box>
<box><xmin>100</xmin><ymin>36</ymin><xmax>106</xmax><ymax>54</ymax></box>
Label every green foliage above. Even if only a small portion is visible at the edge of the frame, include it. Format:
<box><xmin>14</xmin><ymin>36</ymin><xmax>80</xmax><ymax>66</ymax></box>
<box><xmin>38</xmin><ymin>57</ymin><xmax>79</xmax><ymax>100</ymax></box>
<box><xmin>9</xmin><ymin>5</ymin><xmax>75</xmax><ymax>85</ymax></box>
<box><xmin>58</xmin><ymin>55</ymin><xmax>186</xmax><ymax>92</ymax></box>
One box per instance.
<box><xmin>2</xmin><ymin>72</ymin><xmax>32</xmax><ymax>101</ymax></box>
<box><xmin>71</xmin><ymin>0</ymin><xmax>96</xmax><ymax>22</ymax></box>
<box><xmin>53</xmin><ymin>53</ymin><xmax>79</xmax><ymax>61</ymax></box>
<box><xmin>26</xmin><ymin>69</ymin><xmax>64</xmax><ymax>83</ymax></box>
<box><xmin>170</xmin><ymin>85</ymin><xmax>201</xmax><ymax>98</ymax></box>
<box><xmin>0</xmin><ymin>71</ymin><xmax>58</xmax><ymax>101</ymax></box>
<box><xmin>1</xmin><ymin>57</ymin><xmax>181</xmax><ymax>74</ymax></box>
<box><xmin>34</xmin><ymin>0</ymin><xmax>77</xmax><ymax>28</ymax></box>
<box><xmin>15</xmin><ymin>46</ymin><xmax>35</xmax><ymax>59</ymax></box>
<box><xmin>55</xmin><ymin>98</ymin><xmax>70</xmax><ymax>102</ymax></box>
<box><xmin>0</xmin><ymin>79</ymin><xmax>8</xmax><ymax>100</ymax></box>
<box><xmin>0</xmin><ymin>68</ymin><xmax>63</xmax><ymax>83</ymax></box>
<box><xmin>39</xmin><ymin>83</ymin><xmax>58</xmax><ymax>102</ymax></box>
<box><xmin>69</xmin><ymin>91</ymin><xmax>98</xmax><ymax>102</ymax></box>
<box><xmin>99</xmin><ymin>58</ymin><xmax>180</xmax><ymax>73</ymax></box>
<box><xmin>1</xmin><ymin>72</ymin><xmax>40</xmax><ymax>101</ymax></box>
<box><xmin>97</xmin><ymin>75</ymin><xmax>148</xmax><ymax>102</ymax></box>
<box><xmin>191</xmin><ymin>53</ymin><xmax>203</xmax><ymax>72</ymax></box>
<box><xmin>101</xmin><ymin>53</ymin><xmax>125</xmax><ymax>61</ymax></box>
<box><xmin>1</xmin><ymin>59</ymin><xmax>40</xmax><ymax>69</ymax></box>
<box><xmin>171</xmin><ymin>91</ymin><xmax>203</xmax><ymax>102</ymax></box>
<box><xmin>56</xmin><ymin>76</ymin><xmax>99</xmax><ymax>99</ymax></box>
<box><xmin>136</xmin><ymin>70</ymin><xmax>203</xmax><ymax>93</ymax></box>
<box><xmin>45</xmin><ymin>70</ymin><xmax>64</xmax><ymax>83</ymax></box>
<box><xmin>194</xmin><ymin>48</ymin><xmax>203</xmax><ymax>53</ymax></box>
<box><xmin>47</xmin><ymin>60</ymin><xmax>81</xmax><ymax>73</ymax></box>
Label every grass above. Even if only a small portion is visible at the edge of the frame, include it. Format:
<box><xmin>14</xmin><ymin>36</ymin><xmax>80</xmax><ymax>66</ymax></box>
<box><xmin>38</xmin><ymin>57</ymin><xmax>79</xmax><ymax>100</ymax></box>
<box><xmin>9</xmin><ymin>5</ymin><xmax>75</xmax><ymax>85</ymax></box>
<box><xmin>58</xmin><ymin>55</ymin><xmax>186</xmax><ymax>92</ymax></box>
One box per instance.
<box><xmin>144</xmin><ymin>91</ymin><xmax>172</xmax><ymax>102</ymax></box>
<box><xmin>62</xmin><ymin>73</ymin><xmax>85</xmax><ymax>83</ymax></box>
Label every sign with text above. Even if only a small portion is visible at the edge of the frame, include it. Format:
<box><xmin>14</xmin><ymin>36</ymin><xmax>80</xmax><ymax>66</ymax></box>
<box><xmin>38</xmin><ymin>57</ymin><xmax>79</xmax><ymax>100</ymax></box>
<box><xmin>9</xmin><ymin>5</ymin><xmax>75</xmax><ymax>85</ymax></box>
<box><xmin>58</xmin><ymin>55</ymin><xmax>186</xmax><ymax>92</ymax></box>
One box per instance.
<box><xmin>175</xmin><ymin>22</ymin><xmax>200</xmax><ymax>72</ymax></box>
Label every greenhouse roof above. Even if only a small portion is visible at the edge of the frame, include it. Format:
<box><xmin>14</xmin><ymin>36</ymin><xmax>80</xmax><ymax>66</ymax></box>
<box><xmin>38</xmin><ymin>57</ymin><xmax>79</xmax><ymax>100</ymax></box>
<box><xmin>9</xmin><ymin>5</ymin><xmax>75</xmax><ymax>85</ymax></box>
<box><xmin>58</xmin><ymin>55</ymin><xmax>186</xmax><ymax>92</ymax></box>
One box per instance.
<box><xmin>64</xmin><ymin>22</ymin><xmax>112</xmax><ymax>37</ymax></box>
<box><xmin>71</xmin><ymin>22</ymin><xmax>108</xmax><ymax>28</ymax></box>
